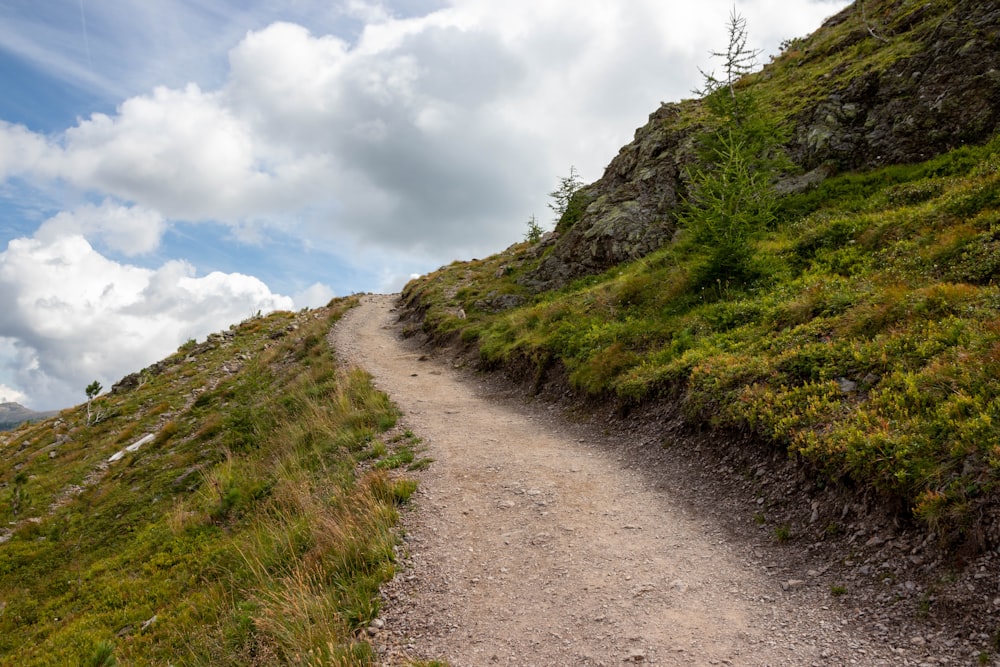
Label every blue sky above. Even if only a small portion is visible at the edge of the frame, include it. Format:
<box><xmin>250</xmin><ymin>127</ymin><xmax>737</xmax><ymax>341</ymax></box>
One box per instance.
<box><xmin>0</xmin><ymin>0</ymin><xmax>850</xmax><ymax>409</ymax></box>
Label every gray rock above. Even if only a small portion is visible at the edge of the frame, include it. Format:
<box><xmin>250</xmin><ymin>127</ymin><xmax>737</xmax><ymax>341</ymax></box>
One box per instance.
<box><xmin>521</xmin><ymin>102</ymin><xmax>692</xmax><ymax>292</ymax></box>
<box><xmin>837</xmin><ymin>377</ymin><xmax>858</xmax><ymax>393</ymax></box>
<box><xmin>473</xmin><ymin>293</ymin><xmax>527</xmax><ymax>313</ymax></box>
<box><xmin>790</xmin><ymin>3</ymin><xmax>1000</xmax><ymax>171</ymax></box>
<box><xmin>626</xmin><ymin>647</ymin><xmax>646</xmax><ymax>662</ymax></box>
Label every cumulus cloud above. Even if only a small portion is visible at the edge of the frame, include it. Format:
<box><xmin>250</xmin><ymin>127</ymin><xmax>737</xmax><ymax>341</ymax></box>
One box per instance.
<box><xmin>0</xmin><ymin>233</ymin><xmax>293</xmax><ymax>409</ymax></box>
<box><xmin>0</xmin><ymin>120</ymin><xmax>54</xmax><ymax>180</ymax></box>
<box><xmin>35</xmin><ymin>200</ymin><xmax>165</xmax><ymax>255</ymax></box>
<box><xmin>293</xmin><ymin>282</ymin><xmax>337</xmax><ymax>309</ymax></box>
<box><xmin>0</xmin><ymin>385</ymin><xmax>27</xmax><ymax>405</ymax></box>
<box><xmin>1</xmin><ymin>0</ymin><xmax>849</xmax><ymax>257</ymax></box>
<box><xmin>60</xmin><ymin>84</ymin><xmax>335</xmax><ymax>221</ymax></box>
<box><xmin>223</xmin><ymin>17</ymin><xmax>540</xmax><ymax>253</ymax></box>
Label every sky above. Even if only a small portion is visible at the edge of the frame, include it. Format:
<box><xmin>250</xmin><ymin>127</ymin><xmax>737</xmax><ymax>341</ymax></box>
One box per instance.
<box><xmin>0</xmin><ymin>0</ymin><xmax>851</xmax><ymax>410</ymax></box>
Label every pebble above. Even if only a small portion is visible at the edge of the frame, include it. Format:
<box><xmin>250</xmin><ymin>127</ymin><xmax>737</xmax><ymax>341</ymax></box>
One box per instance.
<box><xmin>626</xmin><ymin>648</ymin><xmax>646</xmax><ymax>662</ymax></box>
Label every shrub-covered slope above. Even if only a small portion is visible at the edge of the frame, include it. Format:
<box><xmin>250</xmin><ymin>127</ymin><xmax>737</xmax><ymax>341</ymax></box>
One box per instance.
<box><xmin>526</xmin><ymin>0</ymin><xmax>1000</xmax><ymax>291</ymax></box>
<box><xmin>0</xmin><ymin>300</ymin><xmax>420</xmax><ymax>666</ymax></box>
<box><xmin>401</xmin><ymin>0</ymin><xmax>1000</xmax><ymax>551</ymax></box>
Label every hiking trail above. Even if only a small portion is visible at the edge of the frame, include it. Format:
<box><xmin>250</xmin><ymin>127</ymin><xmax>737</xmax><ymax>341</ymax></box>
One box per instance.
<box><xmin>332</xmin><ymin>294</ymin><xmax>912</xmax><ymax>666</ymax></box>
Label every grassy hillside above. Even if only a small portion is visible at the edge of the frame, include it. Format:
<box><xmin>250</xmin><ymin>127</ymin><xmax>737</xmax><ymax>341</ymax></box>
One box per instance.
<box><xmin>401</xmin><ymin>121</ymin><xmax>1000</xmax><ymax>548</ymax></box>
<box><xmin>0</xmin><ymin>300</ymin><xmax>423</xmax><ymax>666</ymax></box>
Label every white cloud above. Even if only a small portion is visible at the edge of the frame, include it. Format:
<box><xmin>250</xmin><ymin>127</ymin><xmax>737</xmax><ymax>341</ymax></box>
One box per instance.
<box><xmin>35</xmin><ymin>200</ymin><xmax>166</xmax><ymax>255</ymax></box>
<box><xmin>1</xmin><ymin>1</ymin><xmax>850</xmax><ymax>257</ymax></box>
<box><xmin>293</xmin><ymin>282</ymin><xmax>337</xmax><ymax>309</ymax></box>
<box><xmin>60</xmin><ymin>84</ymin><xmax>301</xmax><ymax>219</ymax></box>
<box><xmin>0</xmin><ymin>120</ymin><xmax>54</xmax><ymax>180</ymax></box>
<box><xmin>0</xmin><ymin>233</ymin><xmax>293</xmax><ymax>409</ymax></box>
<box><xmin>0</xmin><ymin>384</ymin><xmax>27</xmax><ymax>405</ymax></box>
<box><xmin>344</xmin><ymin>0</ymin><xmax>394</xmax><ymax>24</ymax></box>
<box><xmin>0</xmin><ymin>86</ymin><xmax>333</xmax><ymax>224</ymax></box>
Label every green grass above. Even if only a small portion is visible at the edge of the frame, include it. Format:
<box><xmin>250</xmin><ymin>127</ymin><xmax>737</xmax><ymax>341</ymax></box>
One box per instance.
<box><xmin>401</xmin><ymin>132</ymin><xmax>1000</xmax><ymax>549</ymax></box>
<box><xmin>753</xmin><ymin>0</ymin><xmax>950</xmax><ymax>118</ymax></box>
<box><xmin>0</xmin><ymin>299</ymin><xmax>420</xmax><ymax>666</ymax></box>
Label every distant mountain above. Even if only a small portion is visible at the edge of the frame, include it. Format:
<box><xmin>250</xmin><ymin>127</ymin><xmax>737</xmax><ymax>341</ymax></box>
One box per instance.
<box><xmin>0</xmin><ymin>402</ymin><xmax>58</xmax><ymax>431</ymax></box>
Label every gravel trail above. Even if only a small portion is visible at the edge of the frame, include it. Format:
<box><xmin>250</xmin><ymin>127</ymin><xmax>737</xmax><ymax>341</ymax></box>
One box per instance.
<box><xmin>331</xmin><ymin>294</ymin><xmax>921</xmax><ymax>666</ymax></box>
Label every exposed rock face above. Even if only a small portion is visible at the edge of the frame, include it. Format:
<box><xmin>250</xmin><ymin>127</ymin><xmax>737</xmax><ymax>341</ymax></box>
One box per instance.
<box><xmin>473</xmin><ymin>292</ymin><xmax>527</xmax><ymax>313</ymax></box>
<box><xmin>524</xmin><ymin>0</ymin><xmax>1000</xmax><ymax>292</ymax></box>
<box><xmin>523</xmin><ymin>102</ymin><xmax>692</xmax><ymax>291</ymax></box>
<box><xmin>791</xmin><ymin>1</ymin><xmax>1000</xmax><ymax>169</ymax></box>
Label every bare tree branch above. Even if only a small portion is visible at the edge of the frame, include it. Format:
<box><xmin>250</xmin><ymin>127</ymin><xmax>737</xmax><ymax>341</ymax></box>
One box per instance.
<box><xmin>860</xmin><ymin>1</ymin><xmax>889</xmax><ymax>43</ymax></box>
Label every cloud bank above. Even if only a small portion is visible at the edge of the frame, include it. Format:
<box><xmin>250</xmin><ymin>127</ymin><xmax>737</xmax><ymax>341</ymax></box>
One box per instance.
<box><xmin>2</xmin><ymin>1</ymin><xmax>850</xmax><ymax>254</ymax></box>
<box><xmin>0</xmin><ymin>232</ymin><xmax>293</xmax><ymax>409</ymax></box>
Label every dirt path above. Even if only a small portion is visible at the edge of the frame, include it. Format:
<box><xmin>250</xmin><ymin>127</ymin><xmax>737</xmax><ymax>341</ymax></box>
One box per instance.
<box><xmin>332</xmin><ymin>295</ymin><xmax>908</xmax><ymax>666</ymax></box>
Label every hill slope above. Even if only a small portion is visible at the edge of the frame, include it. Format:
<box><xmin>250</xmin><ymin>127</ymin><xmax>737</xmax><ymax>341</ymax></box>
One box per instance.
<box><xmin>525</xmin><ymin>0</ymin><xmax>1000</xmax><ymax>291</ymax></box>
<box><xmin>0</xmin><ymin>301</ymin><xmax>419</xmax><ymax>665</ymax></box>
<box><xmin>399</xmin><ymin>0</ymin><xmax>1000</xmax><ymax>635</ymax></box>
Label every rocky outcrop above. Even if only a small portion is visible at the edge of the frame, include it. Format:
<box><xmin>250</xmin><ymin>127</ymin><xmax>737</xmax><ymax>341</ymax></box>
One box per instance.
<box><xmin>791</xmin><ymin>1</ymin><xmax>1000</xmax><ymax>169</ymax></box>
<box><xmin>523</xmin><ymin>102</ymin><xmax>694</xmax><ymax>291</ymax></box>
<box><xmin>524</xmin><ymin>0</ymin><xmax>1000</xmax><ymax>292</ymax></box>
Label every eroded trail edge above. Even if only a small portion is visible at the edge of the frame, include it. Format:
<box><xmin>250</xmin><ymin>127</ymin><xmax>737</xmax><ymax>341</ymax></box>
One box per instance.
<box><xmin>331</xmin><ymin>294</ymin><xmax>902</xmax><ymax>666</ymax></box>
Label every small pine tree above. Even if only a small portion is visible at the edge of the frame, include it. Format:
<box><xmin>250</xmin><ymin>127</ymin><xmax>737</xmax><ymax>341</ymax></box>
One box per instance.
<box><xmin>83</xmin><ymin>640</ymin><xmax>117</xmax><ymax>667</ymax></box>
<box><xmin>682</xmin><ymin>10</ymin><xmax>786</xmax><ymax>290</ymax></box>
<box><xmin>85</xmin><ymin>380</ymin><xmax>103</xmax><ymax>426</ymax></box>
<box><xmin>524</xmin><ymin>214</ymin><xmax>544</xmax><ymax>243</ymax></box>
<box><xmin>86</xmin><ymin>380</ymin><xmax>102</xmax><ymax>400</ymax></box>
<box><xmin>548</xmin><ymin>166</ymin><xmax>583</xmax><ymax>223</ymax></box>
<box><xmin>695</xmin><ymin>9</ymin><xmax>761</xmax><ymax>126</ymax></box>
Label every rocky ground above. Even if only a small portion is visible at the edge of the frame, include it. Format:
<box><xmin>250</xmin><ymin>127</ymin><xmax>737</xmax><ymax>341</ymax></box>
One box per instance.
<box><xmin>333</xmin><ymin>294</ymin><xmax>1000</xmax><ymax>666</ymax></box>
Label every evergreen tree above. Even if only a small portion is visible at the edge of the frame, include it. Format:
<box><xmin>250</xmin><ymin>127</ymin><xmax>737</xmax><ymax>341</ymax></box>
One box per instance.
<box><xmin>695</xmin><ymin>9</ymin><xmax>760</xmax><ymax>126</ymax></box>
<box><xmin>682</xmin><ymin>10</ymin><xmax>786</xmax><ymax>290</ymax></box>
<box><xmin>524</xmin><ymin>214</ymin><xmax>544</xmax><ymax>243</ymax></box>
<box><xmin>548</xmin><ymin>166</ymin><xmax>583</xmax><ymax>223</ymax></box>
